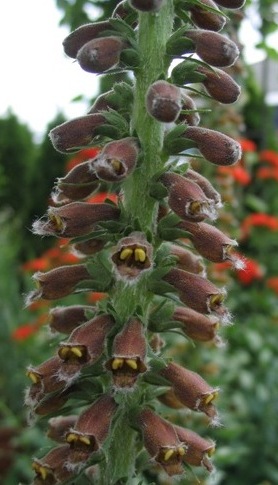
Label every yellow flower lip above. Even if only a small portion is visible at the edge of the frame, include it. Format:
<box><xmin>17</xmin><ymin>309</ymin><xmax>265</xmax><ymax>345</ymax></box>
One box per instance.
<box><xmin>119</xmin><ymin>246</ymin><xmax>147</xmax><ymax>264</ymax></box>
<box><xmin>111</xmin><ymin>357</ymin><xmax>138</xmax><ymax>371</ymax></box>
<box><xmin>163</xmin><ymin>446</ymin><xmax>187</xmax><ymax>462</ymax></box>
<box><xmin>203</xmin><ymin>390</ymin><xmax>219</xmax><ymax>405</ymax></box>
<box><xmin>32</xmin><ymin>461</ymin><xmax>51</xmax><ymax>480</ymax></box>
<box><xmin>66</xmin><ymin>432</ymin><xmax>91</xmax><ymax>446</ymax></box>
<box><xmin>48</xmin><ymin>211</ymin><xmax>65</xmax><ymax>233</ymax></box>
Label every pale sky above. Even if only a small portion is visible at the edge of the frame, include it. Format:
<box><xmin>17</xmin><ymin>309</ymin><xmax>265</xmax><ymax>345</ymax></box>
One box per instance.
<box><xmin>0</xmin><ymin>0</ymin><xmax>273</xmax><ymax>141</ymax></box>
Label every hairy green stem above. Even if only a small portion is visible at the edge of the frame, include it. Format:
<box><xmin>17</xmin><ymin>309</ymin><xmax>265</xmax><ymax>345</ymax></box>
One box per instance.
<box><xmin>101</xmin><ymin>4</ymin><xmax>175</xmax><ymax>485</ymax></box>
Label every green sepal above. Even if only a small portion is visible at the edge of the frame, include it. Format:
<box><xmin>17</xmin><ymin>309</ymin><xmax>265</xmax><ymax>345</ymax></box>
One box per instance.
<box><xmin>166</xmin><ymin>36</ymin><xmax>195</xmax><ymax>56</ymax></box>
<box><xmin>171</xmin><ymin>59</ymin><xmax>206</xmax><ymax>85</ymax></box>
<box><xmin>149</xmin><ymin>180</ymin><xmax>168</xmax><ymax>200</ymax></box>
<box><xmin>148</xmin><ymin>298</ymin><xmax>176</xmax><ymax>332</ymax></box>
<box><xmin>163</xmin><ymin>124</ymin><xmax>196</xmax><ymax>154</ymax></box>
<box><xmin>108</xmin><ymin>82</ymin><xmax>134</xmax><ymax>112</ymax></box>
<box><xmin>157</xmin><ymin>212</ymin><xmax>192</xmax><ymax>241</ymax></box>
<box><xmin>94</xmin><ymin>123</ymin><xmax>122</xmax><ymax>139</ymax></box>
<box><xmin>108</xmin><ymin>17</ymin><xmax>137</xmax><ymax>44</ymax></box>
<box><xmin>120</xmin><ymin>47</ymin><xmax>140</xmax><ymax>68</ymax></box>
<box><xmin>102</xmin><ymin>109</ymin><xmax>130</xmax><ymax>136</ymax></box>
<box><xmin>143</xmin><ymin>370</ymin><xmax>170</xmax><ymax>387</ymax></box>
<box><xmin>147</xmin><ymin>265</ymin><xmax>176</xmax><ymax>295</ymax></box>
<box><xmin>85</xmin><ymin>252</ymin><xmax>114</xmax><ymax>291</ymax></box>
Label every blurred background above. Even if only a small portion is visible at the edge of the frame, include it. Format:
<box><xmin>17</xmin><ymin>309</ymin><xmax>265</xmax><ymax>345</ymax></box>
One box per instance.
<box><xmin>0</xmin><ymin>1</ymin><xmax>278</xmax><ymax>484</ymax></box>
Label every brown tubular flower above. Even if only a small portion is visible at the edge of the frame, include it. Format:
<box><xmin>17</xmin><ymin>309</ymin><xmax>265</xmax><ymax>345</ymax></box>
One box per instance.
<box><xmin>92</xmin><ymin>137</ymin><xmax>139</xmax><ymax>182</ymax></box>
<box><xmin>160</xmin><ymin>362</ymin><xmax>219</xmax><ymax>419</ymax></box>
<box><xmin>47</xmin><ymin>415</ymin><xmax>78</xmax><ymax>443</ymax></box>
<box><xmin>185</xmin><ymin>168</ymin><xmax>222</xmax><ymax>207</ymax></box>
<box><xmin>172</xmin><ymin>306</ymin><xmax>220</xmax><ymax>343</ymax></box>
<box><xmin>184</xmin><ymin>29</ymin><xmax>240</xmax><ymax>67</ymax></box>
<box><xmin>167</xmin><ymin>243</ymin><xmax>206</xmax><ymax>276</ymax></box>
<box><xmin>66</xmin><ymin>394</ymin><xmax>117</xmax><ymax>465</ymax></box>
<box><xmin>27</xmin><ymin>264</ymin><xmax>92</xmax><ymax>304</ymax></box>
<box><xmin>25</xmin><ymin>356</ymin><xmax>67</xmax><ymax>406</ymax></box>
<box><xmin>179</xmin><ymin>220</ymin><xmax>239</xmax><ymax>264</ymax></box>
<box><xmin>49</xmin><ymin>114</ymin><xmax>105</xmax><ymax>154</ymax></box>
<box><xmin>163</xmin><ymin>267</ymin><xmax>229</xmax><ymax>320</ymax></box>
<box><xmin>130</xmin><ymin>0</ymin><xmax>164</xmax><ymax>12</ymax></box>
<box><xmin>111</xmin><ymin>232</ymin><xmax>153</xmax><ymax>281</ymax></box>
<box><xmin>57</xmin><ymin>314</ymin><xmax>115</xmax><ymax>381</ymax></box>
<box><xmin>146</xmin><ymin>80</ymin><xmax>182</xmax><ymax>123</ymax></box>
<box><xmin>52</xmin><ymin>161</ymin><xmax>99</xmax><ymax>203</ymax></box>
<box><xmin>137</xmin><ymin>408</ymin><xmax>187</xmax><ymax>476</ymax></box>
<box><xmin>32</xmin><ymin>445</ymin><xmax>73</xmax><ymax>484</ymax></box>
<box><xmin>63</xmin><ymin>21</ymin><xmax>112</xmax><ymax>58</ymax></box>
<box><xmin>174</xmin><ymin>425</ymin><xmax>215</xmax><ymax>472</ymax></box>
<box><xmin>77</xmin><ymin>36</ymin><xmax>127</xmax><ymax>74</ymax></box>
<box><xmin>184</xmin><ymin>126</ymin><xmax>242</xmax><ymax>166</ymax></box>
<box><xmin>49</xmin><ymin>305</ymin><xmax>95</xmax><ymax>335</ymax></box>
<box><xmin>178</xmin><ymin>91</ymin><xmax>200</xmax><ymax>126</ymax></box>
<box><xmin>189</xmin><ymin>0</ymin><xmax>226</xmax><ymax>32</ymax></box>
<box><xmin>160</xmin><ymin>172</ymin><xmax>218</xmax><ymax>222</ymax></box>
<box><xmin>105</xmin><ymin>318</ymin><xmax>147</xmax><ymax>387</ymax></box>
<box><xmin>196</xmin><ymin>65</ymin><xmax>241</xmax><ymax>104</ymax></box>
<box><xmin>32</xmin><ymin>202</ymin><xmax>120</xmax><ymax>238</ymax></box>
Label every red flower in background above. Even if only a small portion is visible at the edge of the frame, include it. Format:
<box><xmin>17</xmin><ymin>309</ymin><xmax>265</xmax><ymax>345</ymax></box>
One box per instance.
<box><xmin>217</xmin><ymin>165</ymin><xmax>251</xmax><ymax>185</ymax></box>
<box><xmin>241</xmin><ymin>213</ymin><xmax>278</xmax><ymax>238</ymax></box>
<box><xmin>266</xmin><ymin>277</ymin><xmax>278</xmax><ymax>294</ymax></box>
<box><xmin>239</xmin><ymin>138</ymin><xmax>256</xmax><ymax>152</ymax></box>
<box><xmin>235</xmin><ymin>256</ymin><xmax>263</xmax><ymax>285</ymax></box>
<box><xmin>259</xmin><ymin>150</ymin><xmax>278</xmax><ymax>167</ymax></box>
<box><xmin>12</xmin><ymin>314</ymin><xmax>48</xmax><ymax>341</ymax></box>
<box><xmin>66</xmin><ymin>147</ymin><xmax>99</xmax><ymax>172</ymax></box>
<box><xmin>257</xmin><ymin>167</ymin><xmax>278</xmax><ymax>181</ymax></box>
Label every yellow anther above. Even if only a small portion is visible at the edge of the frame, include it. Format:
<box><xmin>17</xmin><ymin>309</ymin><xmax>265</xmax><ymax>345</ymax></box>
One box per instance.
<box><xmin>27</xmin><ymin>371</ymin><xmax>40</xmax><ymax>384</ymax></box>
<box><xmin>71</xmin><ymin>347</ymin><xmax>83</xmax><ymax>358</ymax></box>
<box><xmin>119</xmin><ymin>248</ymin><xmax>133</xmax><ymax>261</ymax></box>
<box><xmin>207</xmin><ymin>446</ymin><xmax>215</xmax><ymax>457</ymax></box>
<box><xmin>66</xmin><ymin>433</ymin><xmax>78</xmax><ymax>443</ymax></box>
<box><xmin>164</xmin><ymin>449</ymin><xmax>174</xmax><ymax>461</ymax></box>
<box><xmin>39</xmin><ymin>466</ymin><xmax>48</xmax><ymax>480</ymax></box>
<box><xmin>49</xmin><ymin>212</ymin><xmax>64</xmax><ymax>232</ymax></box>
<box><xmin>126</xmin><ymin>359</ymin><xmax>138</xmax><ymax>370</ymax></box>
<box><xmin>134</xmin><ymin>248</ymin><xmax>146</xmax><ymax>263</ymax></box>
<box><xmin>59</xmin><ymin>346</ymin><xmax>70</xmax><ymax>359</ymax></box>
<box><xmin>210</xmin><ymin>294</ymin><xmax>224</xmax><ymax>307</ymax></box>
<box><xmin>189</xmin><ymin>201</ymin><xmax>201</xmax><ymax>214</ymax></box>
<box><xmin>111</xmin><ymin>358</ymin><xmax>124</xmax><ymax>370</ymax></box>
<box><xmin>111</xmin><ymin>159</ymin><xmax>122</xmax><ymax>173</ymax></box>
<box><xmin>79</xmin><ymin>436</ymin><xmax>91</xmax><ymax>446</ymax></box>
<box><xmin>204</xmin><ymin>391</ymin><xmax>218</xmax><ymax>405</ymax></box>
<box><xmin>178</xmin><ymin>446</ymin><xmax>186</xmax><ymax>456</ymax></box>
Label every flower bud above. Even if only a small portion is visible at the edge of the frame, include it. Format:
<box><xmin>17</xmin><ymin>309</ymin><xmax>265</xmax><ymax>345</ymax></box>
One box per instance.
<box><xmin>163</xmin><ymin>267</ymin><xmax>229</xmax><ymax>321</ymax></box>
<box><xmin>105</xmin><ymin>318</ymin><xmax>147</xmax><ymax>387</ymax></box>
<box><xmin>92</xmin><ymin>137</ymin><xmax>139</xmax><ymax>182</ymax></box>
<box><xmin>63</xmin><ymin>21</ymin><xmax>112</xmax><ymax>58</ymax></box>
<box><xmin>32</xmin><ymin>445</ymin><xmax>73</xmax><ymax>484</ymax></box>
<box><xmin>57</xmin><ymin>314</ymin><xmax>114</xmax><ymax>381</ymax></box>
<box><xmin>185</xmin><ymin>168</ymin><xmax>222</xmax><ymax>207</ymax></box>
<box><xmin>49</xmin><ymin>305</ymin><xmax>95</xmax><ymax>335</ymax></box>
<box><xmin>52</xmin><ymin>161</ymin><xmax>99</xmax><ymax>203</ymax></box>
<box><xmin>174</xmin><ymin>425</ymin><xmax>215</xmax><ymax>472</ymax></box>
<box><xmin>49</xmin><ymin>114</ymin><xmax>105</xmax><ymax>154</ymax></box>
<box><xmin>172</xmin><ymin>306</ymin><xmax>220</xmax><ymax>342</ymax></box>
<box><xmin>87</xmin><ymin>90</ymin><xmax>117</xmax><ymax>114</ymax></box>
<box><xmin>77</xmin><ymin>36</ymin><xmax>126</xmax><ymax>74</ymax></box>
<box><xmin>27</xmin><ymin>264</ymin><xmax>91</xmax><ymax>304</ymax></box>
<box><xmin>160</xmin><ymin>172</ymin><xmax>218</xmax><ymax>222</ymax></box>
<box><xmin>160</xmin><ymin>362</ymin><xmax>219</xmax><ymax>419</ymax></box>
<box><xmin>111</xmin><ymin>232</ymin><xmax>153</xmax><ymax>282</ymax></box>
<box><xmin>167</xmin><ymin>243</ymin><xmax>206</xmax><ymax>275</ymax></box>
<box><xmin>66</xmin><ymin>394</ymin><xmax>117</xmax><ymax>465</ymax></box>
<box><xmin>146</xmin><ymin>80</ymin><xmax>182</xmax><ymax>123</ymax></box>
<box><xmin>189</xmin><ymin>0</ymin><xmax>226</xmax><ymax>32</ymax></box>
<box><xmin>137</xmin><ymin>408</ymin><xmax>187</xmax><ymax>476</ymax></box>
<box><xmin>129</xmin><ymin>0</ymin><xmax>164</xmax><ymax>12</ymax></box>
<box><xmin>180</xmin><ymin>220</ymin><xmax>239</xmax><ymax>264</ymax></box>
<box><xmin>214</xmin><ymin>0</ymin><xmax>246</xmax><ymax>8</ymax></box>
<box><xmin>184</xmin><ymin>126</ymin><xmax>242</xmax><ymax>166</ymax></box>
<box><xmin>25</xmin><ymin>356</ymin><xmax>67</xmax><ymax>406</ymax></box>
<box><xmin>32</xmin><ymin>202</ymin><xmax>120</xmax><ymax>238</ymax></box>
<box><xmin>184</xmin><ymin>29</ymin><xmax>240</xmax><ymax>67</ymax></box>
<box><xmin>197</xmin><ymin>65</ymin><xmax>241</xmax><ymax>104</ymax></box>
<box><xmin>47</xmin><ymin>415</ymin><xmax>78</xmax><ymax>443</ymax></box>
<box><xmin>179</xmin><ymin>91</ymin><xmax>200</xmax><ymax>126</ymax></box>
